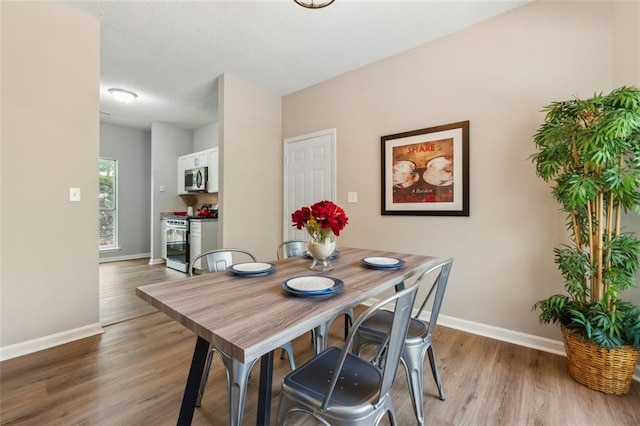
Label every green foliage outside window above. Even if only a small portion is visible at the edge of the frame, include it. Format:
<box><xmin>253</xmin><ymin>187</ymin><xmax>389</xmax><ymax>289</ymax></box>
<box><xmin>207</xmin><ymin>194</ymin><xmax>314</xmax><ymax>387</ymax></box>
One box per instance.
<box><xmin>99</xmin><ymin>158</ymin><xmax>117</xmax><ymax>248</ymax></box>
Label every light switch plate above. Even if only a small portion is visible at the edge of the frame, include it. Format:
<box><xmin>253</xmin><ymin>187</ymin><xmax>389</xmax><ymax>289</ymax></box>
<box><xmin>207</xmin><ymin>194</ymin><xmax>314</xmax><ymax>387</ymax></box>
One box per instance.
<box><xmin>347</xmin><ymin>192</ymin><xmax>358</xmax><ymax>203</ymax></box>
<box><xmin>70</xmin><ymin>187</ymin><xmax>81</xmax><ymax>202</ymax></box>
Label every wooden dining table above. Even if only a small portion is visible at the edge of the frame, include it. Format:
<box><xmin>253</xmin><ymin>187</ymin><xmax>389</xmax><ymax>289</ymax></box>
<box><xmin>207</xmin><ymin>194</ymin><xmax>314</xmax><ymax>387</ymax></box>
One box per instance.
<box><xmin>136</xmin><ymin>246</ymin><xmax>437</xmax><ymax>426</ymax></box>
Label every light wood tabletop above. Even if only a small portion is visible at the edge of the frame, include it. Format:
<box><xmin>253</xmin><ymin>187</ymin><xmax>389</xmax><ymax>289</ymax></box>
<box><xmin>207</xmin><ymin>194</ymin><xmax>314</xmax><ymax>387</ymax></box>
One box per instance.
<box><xmin>136</xmin><ymin>246</ymin><xmax>438</xmax><ymax>425</ymax></box>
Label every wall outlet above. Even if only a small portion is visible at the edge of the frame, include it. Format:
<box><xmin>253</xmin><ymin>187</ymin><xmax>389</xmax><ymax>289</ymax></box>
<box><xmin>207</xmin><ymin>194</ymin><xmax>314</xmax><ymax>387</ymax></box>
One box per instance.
<box><xmin>347</xmin><ymin>192</ymin><xmax>358</xmax><ymax>203</ymax></box>
<box><xmin>69</xmin><ymin>187</ymin><xmax>81</xmax><ymax>202</ymax></box>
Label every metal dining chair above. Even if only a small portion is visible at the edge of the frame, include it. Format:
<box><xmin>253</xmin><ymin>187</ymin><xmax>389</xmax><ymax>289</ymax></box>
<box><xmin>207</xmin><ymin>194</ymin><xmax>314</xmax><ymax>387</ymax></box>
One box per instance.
<box><xmin>276</xmin><ymin>240</ymin><xmax>308</xmax><ymax>259</ymax></box>
<box><xmin>276</xmin><ymin>282</ymin><xmax>420</xmax><ymax>425</ymax></box>
<box><xmin>352</xmin><ymin>258</ymin><xmax>454</xmax><ymax>426</ymax></box>
<box><xmin>277</xmin><ymin>240</ymin><xmax>354</xmax><ymax>352</ymax></box>
<box><xmin>190</xmin><ymin>247</ymin><xmax>256</xmax><ymax>275</ymax></box>
<box><xmin>188</xmin><ymin>248</ymin><xmax>296</xmax><ymax>425</ymax></box>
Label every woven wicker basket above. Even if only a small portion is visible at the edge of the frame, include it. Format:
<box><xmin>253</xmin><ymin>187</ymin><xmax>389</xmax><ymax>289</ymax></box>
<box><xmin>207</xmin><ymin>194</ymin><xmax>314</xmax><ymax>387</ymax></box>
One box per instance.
<box><xmin>561</xmin><ymin>325</ymin><xmax>640</xmax><ymax>395</ymax></box>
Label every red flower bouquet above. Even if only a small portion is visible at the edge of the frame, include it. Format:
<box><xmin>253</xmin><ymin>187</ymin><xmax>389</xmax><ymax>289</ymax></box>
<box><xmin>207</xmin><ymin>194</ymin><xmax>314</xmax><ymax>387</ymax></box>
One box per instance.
<box><xmin>292</xmin><ymin>200</ymin><xmax>349</xmax><ymax>240</ymax></box>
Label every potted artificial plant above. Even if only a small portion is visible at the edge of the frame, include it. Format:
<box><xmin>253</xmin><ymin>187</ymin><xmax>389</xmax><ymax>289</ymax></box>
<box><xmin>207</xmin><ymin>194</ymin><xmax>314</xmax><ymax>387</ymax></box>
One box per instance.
<box><xmin>531</xmin><ymin>86</ymin><xmax>640</xmax><ymax>395</ymax></box>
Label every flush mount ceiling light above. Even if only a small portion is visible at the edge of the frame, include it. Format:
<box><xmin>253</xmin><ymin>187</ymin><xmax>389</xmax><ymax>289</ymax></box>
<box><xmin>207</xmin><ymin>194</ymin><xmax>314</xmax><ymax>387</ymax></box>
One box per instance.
<box><xmin>108</xmin><ymin>88</ymin><xmax>138</xmax><ymax>103</ymax></box>
<box><xmin>294</xmin><ymin>0</ymin><xmax>335</xmax><ymax>9</ymax></box>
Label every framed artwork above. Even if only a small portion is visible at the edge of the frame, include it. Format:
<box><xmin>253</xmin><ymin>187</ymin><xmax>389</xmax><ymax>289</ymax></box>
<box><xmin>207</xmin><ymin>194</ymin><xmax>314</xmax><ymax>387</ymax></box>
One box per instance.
<box><xmin>381</xmin><ymin>120</ymin><xmax>469</xmax><ymax>216</ymax></box>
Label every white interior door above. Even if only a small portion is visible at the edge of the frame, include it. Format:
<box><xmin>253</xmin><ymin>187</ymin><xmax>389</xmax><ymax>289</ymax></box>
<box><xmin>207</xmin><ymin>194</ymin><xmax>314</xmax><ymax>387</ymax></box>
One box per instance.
<box><xmin>283</xmin><ymin>129</ymin><xmax>336</xmax><ymax>241</ymax></box>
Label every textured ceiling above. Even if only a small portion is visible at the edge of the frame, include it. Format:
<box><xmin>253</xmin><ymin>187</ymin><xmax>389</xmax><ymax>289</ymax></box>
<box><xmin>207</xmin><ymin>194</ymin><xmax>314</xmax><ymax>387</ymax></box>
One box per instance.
<box><xmin>62</xmin><ymin>0</ymin><xmax>531</xmax><ymax>131</ymax></box>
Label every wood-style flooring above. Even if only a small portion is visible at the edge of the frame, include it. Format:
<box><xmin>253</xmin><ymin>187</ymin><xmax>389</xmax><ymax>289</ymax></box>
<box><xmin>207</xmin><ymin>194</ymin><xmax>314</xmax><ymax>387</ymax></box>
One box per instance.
<box><xmin>99</xmin><ymin>258</ymin><xmax>185</xmax><ymax>325</ymax></box>
<box><xmin>1</xmin><ymin>259</ymin><xmax>639</xmax><ymax>425</ymax></box>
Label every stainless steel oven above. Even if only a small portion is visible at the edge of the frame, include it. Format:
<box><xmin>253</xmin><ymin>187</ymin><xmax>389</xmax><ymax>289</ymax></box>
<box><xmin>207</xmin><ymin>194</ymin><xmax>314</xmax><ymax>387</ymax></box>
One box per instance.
<box><xmin>166</xmin><ymin>217</ymin><xmax>189</xmax><ymax>272</ymax></box>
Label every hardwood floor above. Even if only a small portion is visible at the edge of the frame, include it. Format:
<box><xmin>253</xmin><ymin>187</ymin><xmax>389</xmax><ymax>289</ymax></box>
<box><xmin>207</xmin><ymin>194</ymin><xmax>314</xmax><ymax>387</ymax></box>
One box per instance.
<box><xmin>1</xmin><ymin>260</ymin><xmax>638</xmax><ymax>425</ymax></box>
<box><xmin>99</xmin><ymin>258</ymin><xmax>185</xmax><ymax>325</ymax></box>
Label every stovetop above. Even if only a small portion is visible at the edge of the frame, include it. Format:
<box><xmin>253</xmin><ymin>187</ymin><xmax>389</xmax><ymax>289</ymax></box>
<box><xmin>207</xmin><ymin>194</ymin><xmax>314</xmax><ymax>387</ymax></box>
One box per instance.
<box><xmin>189</xmin><ymin>215</ymin><xmax>218</xmax><ymax>220</ymax></box>
<box><xmin>166</xmin><ymin>214</ymin><xmax>218</xmax><ymax>221</ymax></box>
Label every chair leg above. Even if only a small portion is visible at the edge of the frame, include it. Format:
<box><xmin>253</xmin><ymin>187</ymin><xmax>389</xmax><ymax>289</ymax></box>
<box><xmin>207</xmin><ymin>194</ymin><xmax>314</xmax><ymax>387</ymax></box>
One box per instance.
<box><xmin>313</xmin><ymin>322</ymin><xmax>330</xmax><ymax>354</ymax></box>
<box><xmin>276</xmin><ymin>389</ymin><xmax>313</xmax><ymax>426</ymax></box>
<box><xmin>387</xmin><ymin>404</ymin><xmax>398</xmax><ymax>426</ymax></box>
<box><xmin>400</xmin><ymin>345</ymin><xmax>427</xmax><ymax>426</ymax></box>
<box><xmin>219</xmin><ymin>354</ymin><xmax>258</xmax><ymax>426</ymax></box>
<box><xmin>427</xmin><ymin>345</ymin><xmax>445</xmax><ymax>401</ymax></box>
<box><xmin>280</xmin><ymin>341</ymin><xmax>296</xmax><ymax>370</ymax></box>
<box><xmin>195</xmin><ymin>348</ymin><xmax>215</xmax><ymax>407</ymax></box>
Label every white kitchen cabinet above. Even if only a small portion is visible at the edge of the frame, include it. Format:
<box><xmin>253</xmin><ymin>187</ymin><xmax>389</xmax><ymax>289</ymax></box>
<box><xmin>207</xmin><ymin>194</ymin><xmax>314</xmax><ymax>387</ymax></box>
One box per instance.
<box><xmin>189</xmin><ymin>219</ymin><xmax>218</xmax><ymax>271</ymax></box>
<box><xmin>194</xmin><ymin>151</ymin><xmax>208</xmax><ymax>168</ymax></box>
<box><xmin>180</xmin><ymin>151</ymin><xmax>207</xmax><ymax>170</ymax></box>
<box><xmin>207</xmin><ymin>148</ymin><xmax>219</xmax><ymax>193</ymax></box>
<box><xmin>161</xmin><ymin>218</ymin><xmax>168</xmax><ymax>259</ymax></box>
<box><xmin>177</xmin><ymin>155</ymin><xmax>190</xmax><ymax>195</ymax></box>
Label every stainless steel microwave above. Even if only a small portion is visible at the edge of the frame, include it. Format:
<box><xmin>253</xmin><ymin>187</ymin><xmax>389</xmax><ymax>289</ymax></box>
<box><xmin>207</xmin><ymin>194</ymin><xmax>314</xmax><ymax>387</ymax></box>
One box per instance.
<box><xmin>185</xmin><ymin>167</ymin><xmax>208</xmax><ymax>192</ymax></box>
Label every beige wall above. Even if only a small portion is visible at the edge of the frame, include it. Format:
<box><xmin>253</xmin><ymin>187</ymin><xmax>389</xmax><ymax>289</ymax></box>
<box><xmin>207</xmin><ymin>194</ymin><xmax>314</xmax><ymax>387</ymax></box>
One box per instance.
<box><xmin>283</xmin><ymin>0</ymin><xmax>639</xmax><ymax>341</ymax></box>
<box><xmin>1</xmin><ymin>2</ymin><xmax>100</xmax><ymax>348</ymax></box>
<box><xmin>614</xmin><ymin>0</ymin><xmax>640</xmax><ymax>306</ymax></box>
<box><xmin>218</xmin><ymin>74</ymin><xmax>282</xmax><ymax>260</ymax></box>
<box><xmin>613</xmin><ymin>1</ymin><xmax>640</xmax><ymax>86</ymax></box>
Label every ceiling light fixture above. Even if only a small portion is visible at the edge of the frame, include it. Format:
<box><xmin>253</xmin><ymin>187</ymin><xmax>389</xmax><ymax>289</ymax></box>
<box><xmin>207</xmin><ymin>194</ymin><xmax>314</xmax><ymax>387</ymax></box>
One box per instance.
<box><xmin>294</xmin><ymin>0</ymin><xmax>335</xmax><ymax>9</ymax></box>
<box><xmin>108</xmin><ymin>88</ymin><xmax>138</xmax><ymax>103</ymax></box>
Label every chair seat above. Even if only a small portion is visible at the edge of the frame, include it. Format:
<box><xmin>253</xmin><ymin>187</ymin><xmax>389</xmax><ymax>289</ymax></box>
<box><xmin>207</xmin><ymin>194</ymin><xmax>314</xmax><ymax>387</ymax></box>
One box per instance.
<box><xmin>357</xmin><ymin>310</ymin><xmax>429</xmax><ymax>346</ymax></box>
<box><xmin>281</xmin><ymin>347</ymin><xmax>383</xmax><ymax>416</ymax></box>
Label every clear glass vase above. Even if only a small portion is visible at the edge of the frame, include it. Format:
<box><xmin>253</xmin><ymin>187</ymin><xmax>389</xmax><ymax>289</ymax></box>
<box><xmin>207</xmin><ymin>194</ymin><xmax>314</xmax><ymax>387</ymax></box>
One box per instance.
<box><xmin>307</xmin><ymin>232</ymin><xmax>336</xmax><ymax>272</ymax></box>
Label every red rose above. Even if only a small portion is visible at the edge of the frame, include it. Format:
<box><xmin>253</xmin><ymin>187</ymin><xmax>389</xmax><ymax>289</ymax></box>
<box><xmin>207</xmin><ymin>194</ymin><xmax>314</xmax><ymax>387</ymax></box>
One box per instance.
<box><xmin>291</xmin><ymin>207</ymin><xmax>311</xmax><ymax>229</ymax></box>
<box><xmin>291</xmin><ymin>200</ymin><xmax>349</xmax><ymax>237</ymax></box>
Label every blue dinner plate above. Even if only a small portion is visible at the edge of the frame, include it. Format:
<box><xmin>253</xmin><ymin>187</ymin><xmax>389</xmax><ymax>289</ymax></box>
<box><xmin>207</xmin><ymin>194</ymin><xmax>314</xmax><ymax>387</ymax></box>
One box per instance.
<box><xmin>282</xmin><ymin>276</ymin><xmax>344</xmax><ymax>297</ymax></box>
<box><xmin>227</xmin><ymin>262</ymin><xmax>276</xmax><ymax>276</ymax></box>
<box><xmin>360</xmin><ymin>257</ymin><xmax>405</xmax><ymax>270</ymax></box>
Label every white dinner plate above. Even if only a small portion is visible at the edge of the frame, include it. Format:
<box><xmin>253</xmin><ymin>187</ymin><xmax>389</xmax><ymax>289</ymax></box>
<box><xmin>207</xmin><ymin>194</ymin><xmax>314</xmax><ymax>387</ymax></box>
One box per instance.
<box><xmin>360</xmin><ymin>257</ymin><xmax>406</xmax><ymax>269</ymax></box>
<box><xmin>281</xmin><ymin>276</ymin><xmax>344</xmax><ymax>297</ymax></box>
<box><xmin>285</xmin><ymin>276</ymin><xmax>335</xmax><ymax>292</ymax></box>
<box><xmin>227</xmin><ymin>262</ymin><xmax>275</xmax><ymax>276</ymax></box>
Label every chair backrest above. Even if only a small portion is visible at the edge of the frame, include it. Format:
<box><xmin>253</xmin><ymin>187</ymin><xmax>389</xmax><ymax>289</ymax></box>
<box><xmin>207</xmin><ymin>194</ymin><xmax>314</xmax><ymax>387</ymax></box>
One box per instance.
<box><xmin>276</xmin><ymin>240</ymin><xmax>308</xmax><ymax>259</ymax></box>
<box><xmin>413</xmin><ymin>258</ymin><xmax>453</xmax><ymax>336</ymax></box>
<box><xmin>189</xmin><ymin>248</ymin><xmax>257</xmax><ymax>276</ymax></box>
<box><xmin>321</xmin><ymin>283</ymin><xmax>420</xmax><ymax>410</ymax></box>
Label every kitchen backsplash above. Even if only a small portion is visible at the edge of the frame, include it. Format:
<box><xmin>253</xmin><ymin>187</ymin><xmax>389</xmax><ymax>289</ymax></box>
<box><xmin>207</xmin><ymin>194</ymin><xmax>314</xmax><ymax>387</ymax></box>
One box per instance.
<box><xmin>179</xmin><ymin>192</ymin><xmax>218</xmax><ymax>207</ymax></box>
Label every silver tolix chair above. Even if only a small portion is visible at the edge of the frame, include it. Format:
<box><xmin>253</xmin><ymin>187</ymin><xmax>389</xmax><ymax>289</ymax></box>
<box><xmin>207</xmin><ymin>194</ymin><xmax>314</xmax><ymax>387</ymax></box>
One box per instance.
<box><xmin>276</xmin><ymin>283</ymin><xmax>420</xmax><ymax>426</ymax></box>
<box><xmin>352</xmin><ymin>258</ymin><xmax>454</xmax><ymax>426</ymax></box>
<box><xmin>188</xmin><ymin>248</ymin><xmax>296</xmax><ymax>425</ymax></box>
<box><xmin>276</xmin><ymin>240</ymin><xmax>308</xmax><ymax>259</ymax></box>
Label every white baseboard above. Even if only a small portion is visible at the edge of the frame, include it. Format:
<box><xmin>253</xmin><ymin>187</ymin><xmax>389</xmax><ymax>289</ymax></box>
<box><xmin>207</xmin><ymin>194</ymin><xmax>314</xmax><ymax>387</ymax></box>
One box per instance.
<box><xmin>437</xmin><ymin>313</ymin><xmax>567</xmax><ymax>355</ymax></box>
<box><xmin>361</xmin><ymin>298</ymin><xmax>640</xmax><ymax>383</ymax></box>
<box><xmin>99</xmin><ymin>253</ymin><xmax>151</xmax><ymax>263</ymax></box>
<box><xmin>0</xmin><ymin>323</ymin><xmax>104</xmax><ymax>362</ymax></box>
<box><xmin>148</xmin><ymin>258</ymin><xmax>166</xmax><ymax>265</ymax></box>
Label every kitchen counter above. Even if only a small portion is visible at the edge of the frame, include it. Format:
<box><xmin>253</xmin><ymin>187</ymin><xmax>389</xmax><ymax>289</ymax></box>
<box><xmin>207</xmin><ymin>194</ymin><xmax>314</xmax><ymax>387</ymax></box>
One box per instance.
<box><xmin>160</xmin><ymin>211</ymin><xmax>183</xmax><ymax>219</ymax></box>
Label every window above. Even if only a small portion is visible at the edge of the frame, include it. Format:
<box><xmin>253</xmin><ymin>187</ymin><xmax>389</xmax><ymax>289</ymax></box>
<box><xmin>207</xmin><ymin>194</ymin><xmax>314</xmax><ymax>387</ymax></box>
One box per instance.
<box><xmin>99</xmin><ymin>158</ymin><xmax>118</xmax><ymax>249</ymax></box>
